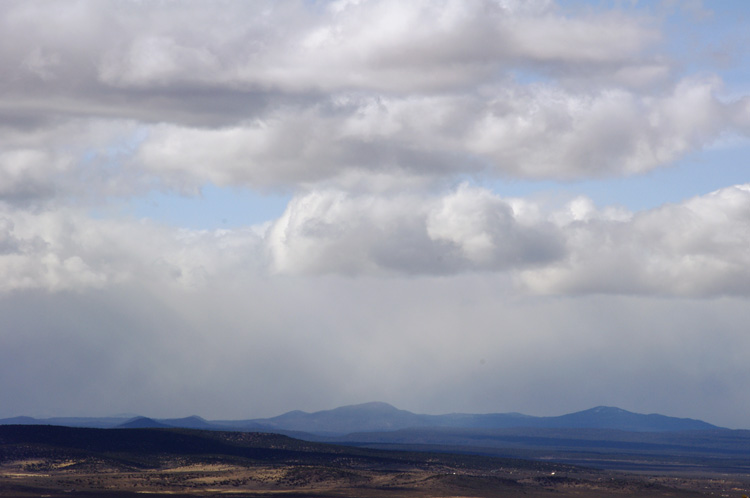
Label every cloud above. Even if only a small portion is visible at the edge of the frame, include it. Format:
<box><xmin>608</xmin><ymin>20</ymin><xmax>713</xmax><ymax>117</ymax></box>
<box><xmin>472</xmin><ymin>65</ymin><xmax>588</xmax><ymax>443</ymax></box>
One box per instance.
<box><xmin>1</xmin><ymin>183</ymin><xmax>748</xmax><ymax>297</ymax></box>
<box><xmin>0</xmin><ymin>1</ymin><xmax>689</xmax><ymax>126</ymax></box>
<box><xmin>0</xmin><ymin>119</ymin><xmax>148</xmax><ymax>206</ymax></box>
<box><xmin>521</xmin><ymin>184</ymin><xmax>750</xmax><ymax>296</ymax></box>
<box><xmin>464</xmin><ymin>77</ymin><xmax>739</xmax><ymax>178</ymax></box>
<box><xmin>92</xmin><ymin>0</ymin><xmax>657</xmax><ymax>93</ymax></box>
<box><xmin>132</xmin><ymin>78</ymin><xmax>748</xmax><ymax>191</ymax></box>
<box><xmin>0</xmin><ymin>149</ymin><xmax>65</xmax><ymax>202</ymax></box>
<box><xmin>266</xmin><ymin>185</ymin><xmax>565</xmax><ymax>275</ymax></box>
<box><xmin>265</xmin><ymin>183</ymin><xmax>750</xmax><ymax>297</ymax></box>
<box><xmin>0</xmin><ymin>206</ymin><xmax>264</xmax><ymax>292</ymax></box>
<box><xmin>0</xmin><ymin>0</ymin><xmax>747</xmax><ymax>206</ymax></box>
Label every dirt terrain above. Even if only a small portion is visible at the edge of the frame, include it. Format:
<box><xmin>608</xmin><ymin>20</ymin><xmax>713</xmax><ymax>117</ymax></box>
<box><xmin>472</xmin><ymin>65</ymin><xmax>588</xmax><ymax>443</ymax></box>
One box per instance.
<box><xmin>3</xmin><ymin>457</ymin><xmax>747</xmax><ymax>498</ymax></box>
<box><xmin>1</xmin><ymin>426</ymin><xmax>749</xmax><ymax>497</ymax></box>
<box><xmin>4</xmin><ymin>452</ymin><xmax>750</xmax><ymax>497</ymax></box>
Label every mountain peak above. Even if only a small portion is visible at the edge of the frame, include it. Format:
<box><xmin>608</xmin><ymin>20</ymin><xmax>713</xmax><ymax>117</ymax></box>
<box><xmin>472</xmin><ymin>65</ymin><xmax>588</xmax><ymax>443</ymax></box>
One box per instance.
<box><xmin>256</xmin><ymin>401</ymin><xmax>422</xmax><ymax>434</ymax></box>
<box><xmin>117</xmin><ymin>417</ymin><xmax>172</xmax><ymax>429</ymax></box>
<box><xmin>160</xmin><ymin>415</ymin><xmax>214</xmax><ymax>429</ymax></box>
<box><xmin>587</xmin><ymin>406</ymin><xmax>631</xmax><ymax>414</ymax></box>
<box><xmin>334</xmin><ymin>402</ymin><xmax>400</xmax><ymax>412</ymax></box>
<box><xmin>169</xmin><ymin>415</ymin><xmax>207</xmax><ymax>422</ymax></box>
<box><xmin>550</xmin><ymin>406</ymin><xmax>717</xmax><ymax>432</ymax></box>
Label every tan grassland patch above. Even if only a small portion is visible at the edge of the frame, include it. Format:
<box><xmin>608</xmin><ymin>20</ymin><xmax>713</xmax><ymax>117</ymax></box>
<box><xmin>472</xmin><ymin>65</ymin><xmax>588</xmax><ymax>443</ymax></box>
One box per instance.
<box><xmin>163</xmin><ymin>464</ymin><xmax>239</xmax><ymax>473</ymax></box>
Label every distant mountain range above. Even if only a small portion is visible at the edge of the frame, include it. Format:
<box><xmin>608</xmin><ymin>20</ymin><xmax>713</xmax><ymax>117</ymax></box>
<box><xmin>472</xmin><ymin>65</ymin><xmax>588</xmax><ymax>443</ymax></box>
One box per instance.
<box><xmin>5</xmin><ymin>403</ymin><xmax>747</xmax><ymax>473</ymax></box>
<box><xmin>0</xmin><ymin>402</ymin><xmax>720</xmax><ymax>435</ymax></box>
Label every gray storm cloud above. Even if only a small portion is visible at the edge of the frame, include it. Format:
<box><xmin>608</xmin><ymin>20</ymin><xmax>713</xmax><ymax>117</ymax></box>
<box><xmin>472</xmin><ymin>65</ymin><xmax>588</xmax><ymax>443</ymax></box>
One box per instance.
<box><xmin>2</xmin><ymin>276</ymin><xmax>749</xmax><ymax>427</ymax></box>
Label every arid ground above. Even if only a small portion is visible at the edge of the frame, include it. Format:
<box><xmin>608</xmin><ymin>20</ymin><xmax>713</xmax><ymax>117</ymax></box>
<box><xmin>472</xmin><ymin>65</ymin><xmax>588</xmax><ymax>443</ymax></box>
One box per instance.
<box><xmin>2</xmin><ymin>426</ymin><xmax>750</xmax><ymax>498</ymax></box>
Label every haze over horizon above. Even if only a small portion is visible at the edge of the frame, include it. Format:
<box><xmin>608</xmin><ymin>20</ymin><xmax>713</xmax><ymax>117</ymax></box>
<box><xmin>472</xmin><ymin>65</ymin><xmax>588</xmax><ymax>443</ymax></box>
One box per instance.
<box><xmin>4</xmin><ymin>401</ymin><xmax>725</xmax><ymax>435</ymax></box>
<box><xmin>2</xmin><ymin>1</ymin><xmax>750</xmax><ymax>429</ymax></box>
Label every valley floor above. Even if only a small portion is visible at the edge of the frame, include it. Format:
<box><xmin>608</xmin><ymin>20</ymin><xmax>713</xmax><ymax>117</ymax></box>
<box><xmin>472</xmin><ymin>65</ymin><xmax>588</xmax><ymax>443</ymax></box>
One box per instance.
<box><xmin>2</xmin><ymin>457</ymin><xmax>750</xmax><ymax>498</ymax></box>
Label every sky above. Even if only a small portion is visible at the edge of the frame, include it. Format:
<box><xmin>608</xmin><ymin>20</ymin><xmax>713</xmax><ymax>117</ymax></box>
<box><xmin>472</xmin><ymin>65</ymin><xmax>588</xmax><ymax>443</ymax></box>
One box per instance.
<box><xmin>1</xmin><ymin>0</ymin><xmax>750</xmax><ymax>429</ymax></box>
